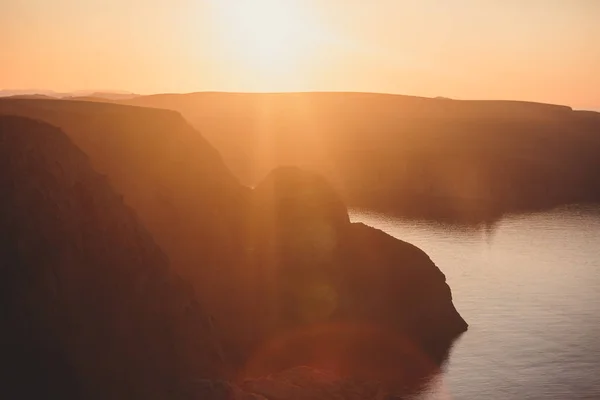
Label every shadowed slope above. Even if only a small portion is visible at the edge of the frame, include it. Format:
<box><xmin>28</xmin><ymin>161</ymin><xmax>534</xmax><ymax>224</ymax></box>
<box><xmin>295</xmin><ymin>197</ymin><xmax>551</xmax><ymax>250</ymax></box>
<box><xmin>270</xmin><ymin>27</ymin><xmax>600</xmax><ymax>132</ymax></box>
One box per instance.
<box><xmin>0</xmin><ymin>116</ymin><xmax>223</xmax><ymax>399</ymax></box>
<box><xmin>0</xmin><ymin>98</ymin><xmax>249</xmax><ymax>289</ymax></box>
<box><xmin>122</xmin><ymin>91</ymin><xmax>600</xmax><ymax>223</ymax></box>
<box><xmin>0</xmin><ymin>99</ymin><xmax>256</xmax><ymax>382</ymax></box>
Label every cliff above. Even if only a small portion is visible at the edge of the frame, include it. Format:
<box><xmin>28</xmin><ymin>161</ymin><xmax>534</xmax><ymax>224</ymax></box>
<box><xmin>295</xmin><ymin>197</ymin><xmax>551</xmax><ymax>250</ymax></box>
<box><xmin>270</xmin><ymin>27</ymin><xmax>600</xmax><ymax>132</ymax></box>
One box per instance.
<box><xmin>0</xmin><ymin>100</ymin><xmax>466</xmax><ymax>397</ymax></box>
<box><xmin>242</xmin><ymin>167</ymin><xmax>466</xmax><ymax>386</ymax></box>
<box><xmin>0</xmin><ymin>116</ymin><xmax>223</xmax><ymax>399</ymax></box>
<box><xmin>122</xmin><ymin>91</ymin><xmax>600</xmax><ymax>223</ymax></box>
<box><xmin>0</xmin><ymin>99</ymin><xmax>248</xmax><ymax>278</ymax></box>
<box><xmin>0</xmin><ymin>98</ymin><xmax>258</xmax><ymax>373</ymax></box>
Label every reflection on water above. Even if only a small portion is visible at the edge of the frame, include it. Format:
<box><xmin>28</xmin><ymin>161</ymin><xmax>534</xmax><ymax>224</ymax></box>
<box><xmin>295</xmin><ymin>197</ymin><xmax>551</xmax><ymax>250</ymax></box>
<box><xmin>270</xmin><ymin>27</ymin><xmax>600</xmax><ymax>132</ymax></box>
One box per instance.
<box><xmin>350</xmin><ymin>205</ymin><xmax>600</xmax><ymax>400</ymax></box>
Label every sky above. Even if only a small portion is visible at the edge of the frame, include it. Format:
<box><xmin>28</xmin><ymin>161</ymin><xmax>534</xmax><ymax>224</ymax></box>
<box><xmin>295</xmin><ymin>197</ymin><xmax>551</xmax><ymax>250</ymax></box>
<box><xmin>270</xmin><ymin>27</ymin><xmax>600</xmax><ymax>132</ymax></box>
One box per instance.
<box><xmin>1</xmin><ymin>0</ymin><xmax>599</xmax><ymax>109</ymax></box>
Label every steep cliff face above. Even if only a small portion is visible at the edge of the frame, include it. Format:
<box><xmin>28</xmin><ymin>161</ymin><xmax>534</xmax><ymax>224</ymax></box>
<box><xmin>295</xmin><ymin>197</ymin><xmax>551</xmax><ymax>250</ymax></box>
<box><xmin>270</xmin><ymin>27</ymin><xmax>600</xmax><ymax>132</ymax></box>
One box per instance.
<box><xmin>0</xmin><ymin>99</ymin><xmax>251</xmax><ymax>350</ymax></box>
<box><xmin>0</xmin><ymin>116</ymin><xmax>222</xmax><ymax>399</ymax></box>
<box><xmin>0</xmin><ymin>98</ymin><xmax>248</xmax><ymax>274</ymax></box>
<box><xmin>341</xmin><ymin>223</ymin><xmax>467</xmax><ymax>360</ymax></box>
<box><xmin>242</xmin><ymin>167</ymin><xmax>467</xmax><ymax>384</ymax></box>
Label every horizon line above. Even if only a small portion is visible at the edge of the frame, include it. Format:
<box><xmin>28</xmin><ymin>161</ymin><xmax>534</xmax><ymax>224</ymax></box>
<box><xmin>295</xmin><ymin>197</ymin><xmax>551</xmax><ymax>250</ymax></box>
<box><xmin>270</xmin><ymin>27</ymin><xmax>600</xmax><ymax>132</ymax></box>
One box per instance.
<box><xmin>1</xmin><ymin>88</ymin><xmax>599</xmax><ymax>112</ymax></box>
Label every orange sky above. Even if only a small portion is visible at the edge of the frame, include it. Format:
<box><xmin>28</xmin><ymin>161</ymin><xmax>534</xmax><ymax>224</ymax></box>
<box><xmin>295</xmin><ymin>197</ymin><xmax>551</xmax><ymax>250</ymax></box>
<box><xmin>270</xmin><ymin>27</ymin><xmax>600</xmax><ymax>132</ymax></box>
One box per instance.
<box><xmin>2</xmin><ymin>0</ymin><xmax>599</xmax><ymax>109</ymax></box>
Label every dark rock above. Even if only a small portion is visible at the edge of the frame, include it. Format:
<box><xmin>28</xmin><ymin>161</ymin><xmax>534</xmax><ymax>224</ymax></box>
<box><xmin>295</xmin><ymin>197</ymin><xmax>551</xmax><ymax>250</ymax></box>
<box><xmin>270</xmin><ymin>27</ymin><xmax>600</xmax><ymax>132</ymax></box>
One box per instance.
<box><xmin>0</xmin><ymin>99</ymin><xmax>252</xmax><ymax>373</ymax></box>
<box><xmin>242</xmin><ymin>167</ymin><xmax>466</xmax><ymax>386</ymax></box>
<box><xmin>0</xmin><ymin>99</ymin><xmax>248</xmax><ymax>279</ymax></box>
<box><xmin>0</xmin><ymin>116</ymin><xmax>222</xmax><ymax>399</ymax></box>
<box><xmin>252</xmin><ymin>166</ymin><xmax>350</xmax><ymax>230</ymax></box>
<box><xmin>341</xmin><ymin>223</ymin><xmax>467</xmax><ymax>360</ymax></box>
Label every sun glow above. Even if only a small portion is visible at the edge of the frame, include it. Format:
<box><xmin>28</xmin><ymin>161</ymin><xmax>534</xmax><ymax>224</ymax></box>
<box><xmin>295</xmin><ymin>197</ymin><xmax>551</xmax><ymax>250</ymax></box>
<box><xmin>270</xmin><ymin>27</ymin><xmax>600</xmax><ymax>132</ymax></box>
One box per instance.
<box><xmin>211</xmin><ymin>0</ymin><xmax>325</xmax><ymax>89</ymax></box>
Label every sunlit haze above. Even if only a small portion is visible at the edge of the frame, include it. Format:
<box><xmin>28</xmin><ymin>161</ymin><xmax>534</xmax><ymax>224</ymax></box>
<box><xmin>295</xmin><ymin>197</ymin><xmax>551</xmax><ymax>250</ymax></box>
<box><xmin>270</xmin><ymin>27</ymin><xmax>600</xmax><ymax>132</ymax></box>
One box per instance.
<box><xmin>2</xmin><ymin>0</ymin><xmax>599</xmax><ymax>109</ymax></box>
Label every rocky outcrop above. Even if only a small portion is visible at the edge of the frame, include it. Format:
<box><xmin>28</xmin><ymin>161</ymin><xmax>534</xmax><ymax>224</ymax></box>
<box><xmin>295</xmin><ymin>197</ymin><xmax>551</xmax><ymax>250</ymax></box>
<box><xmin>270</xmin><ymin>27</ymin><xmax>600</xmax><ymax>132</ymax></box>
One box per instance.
<box><xmin>0</xmin><ymin>116</ymin><xmax>223</xmax><ymax>399</ymax></box>
<box><xmin>341</xmin><ymin>223</ymin><xmax>467</xmax><ymax>359</ymax></box>
<box><xmin>241</xmin><ymin>167</ymin><xmax>466</xmax><ymax>386</ymax></box>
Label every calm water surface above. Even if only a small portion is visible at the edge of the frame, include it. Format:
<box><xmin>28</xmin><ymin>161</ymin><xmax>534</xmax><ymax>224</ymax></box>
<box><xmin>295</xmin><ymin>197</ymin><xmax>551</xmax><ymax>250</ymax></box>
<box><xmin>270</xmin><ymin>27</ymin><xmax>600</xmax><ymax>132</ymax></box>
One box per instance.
<box><xmin>350</xmin><ymin>206</ymin><xmax>600</xmax><ymax>400</ymax></box>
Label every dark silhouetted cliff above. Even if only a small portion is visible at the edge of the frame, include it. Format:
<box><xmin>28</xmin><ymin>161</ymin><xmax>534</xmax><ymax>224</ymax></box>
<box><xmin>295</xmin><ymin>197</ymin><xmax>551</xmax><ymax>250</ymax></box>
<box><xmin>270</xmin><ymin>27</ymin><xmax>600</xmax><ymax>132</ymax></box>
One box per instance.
<box><xmin>121</xmin><ymin>92</ymin><xmax>600</xmax><ymax>222</ymax></box>
<box><xmin>0</xmin><ymin>99</ymin><xmax>249</xmax><ymax>278</ymax></box>
<box><xmin>0</xmin><ymin>99</ymin><xmax>256</xmax><ymax>377</ymax></box>
<box><xmin>0</xmin><ymin>116</ymin><xmax>223</xmax><ymax>399</ymax></box>
<box><xmin>242</xmin><ymin>167</ymin><xmax>466</xmax><ymax>389</ymax></box>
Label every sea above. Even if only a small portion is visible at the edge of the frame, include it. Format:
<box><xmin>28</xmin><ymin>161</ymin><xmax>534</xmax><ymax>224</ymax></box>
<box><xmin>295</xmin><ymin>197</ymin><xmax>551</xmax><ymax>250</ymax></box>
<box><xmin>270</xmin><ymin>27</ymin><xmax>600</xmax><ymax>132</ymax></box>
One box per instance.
<box><xmin>350</xmin><ymin>205</ymin><xmax>600</xmax><ymax>400</ymax></box>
